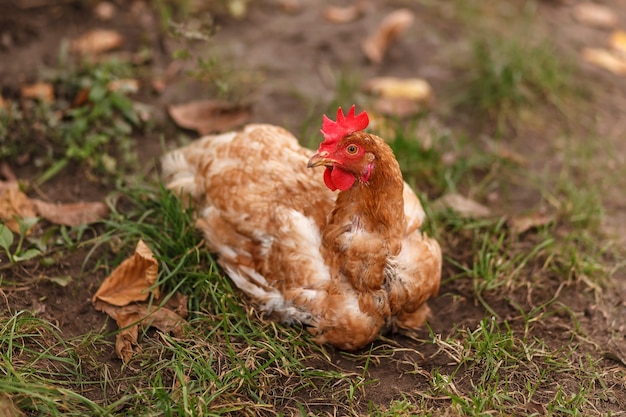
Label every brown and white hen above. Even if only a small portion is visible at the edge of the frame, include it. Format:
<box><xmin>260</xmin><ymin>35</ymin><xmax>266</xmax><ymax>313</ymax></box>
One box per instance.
<box><xmin>161</xmin><ymin>106</ymin><xmax>441</xmax><ymax>350</ymax></box>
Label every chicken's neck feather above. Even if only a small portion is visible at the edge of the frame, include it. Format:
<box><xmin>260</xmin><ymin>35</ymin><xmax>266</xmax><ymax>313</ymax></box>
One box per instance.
<box><xmin>321</xmin><ymin>139</ymin><xmax>406</xmax><ymax>300</ymax></box>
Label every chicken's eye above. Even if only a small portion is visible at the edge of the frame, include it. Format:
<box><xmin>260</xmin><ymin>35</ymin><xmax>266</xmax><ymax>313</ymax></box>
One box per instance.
<box><xmin>346</xmin><ymin>144</ymin><xmax>359</xmax><ymax>155</ymax></box>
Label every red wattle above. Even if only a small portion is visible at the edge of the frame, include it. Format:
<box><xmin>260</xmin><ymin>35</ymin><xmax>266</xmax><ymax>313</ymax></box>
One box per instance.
<box><xmin>324</xmin><ymin>166</ymin><xmax>355</xmax><ymax>191</ymax></box>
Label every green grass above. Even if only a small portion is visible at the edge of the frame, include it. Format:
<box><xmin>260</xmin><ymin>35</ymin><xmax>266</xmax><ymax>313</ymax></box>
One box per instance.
<box><xmin>1</xmin><ymin>0</ymin><xmax>625</xmax><ymax>415</ymax></box>
<box><xmin>0</xmin><ymin>57</ymin><xmax>144</xmax><ymax>186</ymax></box>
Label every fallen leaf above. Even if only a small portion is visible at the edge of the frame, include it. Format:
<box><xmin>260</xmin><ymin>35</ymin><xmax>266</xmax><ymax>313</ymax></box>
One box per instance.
<box><xmin>0</xmin><ymin>182</ymin><xmax>37</xmax><ymax>233</ymax></box>
<box><xmin>93</xmin><ymin>293</ymin><xmax>188</xmax><ymax>362</ymax></box>
<box><xmin>508</xmin><ymin>213</ymin><xmax>553</xmax><ymax>234</ymax></box>
<box><xmin>610</xmin><ymin>29</ymin><xmax>626</xmax><ymax>55</ymax></box>
<box><xmin>92</xmin><ymin>240</ymin><xmax>159</xmax><ymax>306</ymax></box>
<box><xmin>32</xmin><ymin>200</ymin><xmax>109</xmax><ymax>227</ymax></box>
<box><xmin>71</xmin><ymin>29</ymin><xmax>124</xmax><ymax>55</ymax></box>
<box><xmin>581</xmin><ymin>47</ymin><xmax>626</xmax><ymax>75</ymax></box>
<box><xmin>94</xmin><ymin>2</ymin><xmax>116</xmax><ymax>20</ymax></box>
<box><xmin>324</xmin><ymin>4</ymin><xmax>363</xmax><ymax>23</ymax></box>
<box><xmin>365</xmin><ymin>77</ymin><xmax>433</xmax><ymax>101</ymax></box>
<box><xmin>572</xmin><ymin>3</ymin><xmax>618</xmax><ymax>28</ymax></box>
<box><xmin>20</xmin><ymin>82</ymin><xmax>54</xmax><ymax>103</ymax></box>
<box><xmin>0</xmin><ymin>95</ymin><xmax>8</xmax><ymax>110</ymax></box>
<box><xmin>435</xmin><ymin>193</ymin><xmax>492</xmax><ymax>219</ymax></box>
<box><xmin>168</xmin><ymin>100</ymin><xmax>251</xmax><ymax>135</ymax></box>
<box><xmin>526</xmin><ymin>399</ymin><xmax>547</xmax><ymax>415</ymax></box>
<box><xmin>0</xmin><ymin>393</ymin><xmax>24</xmax><ymax>417</ymax></box>
<box><xmin>107</xmin><ymin>78</ymin><xmax>139</xmax><ymax>94</ymax></box>
<box><xmin>362</xmin><ymin>8</ymin><xmax>415</xmax><ymax>64</ymax></box>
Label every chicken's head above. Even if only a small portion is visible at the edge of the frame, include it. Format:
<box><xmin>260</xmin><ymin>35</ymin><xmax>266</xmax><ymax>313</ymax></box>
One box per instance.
<box><xmin>307</xmin><ymin>106</ymin><xmax>376</xmax><ymax>191</ymax></box>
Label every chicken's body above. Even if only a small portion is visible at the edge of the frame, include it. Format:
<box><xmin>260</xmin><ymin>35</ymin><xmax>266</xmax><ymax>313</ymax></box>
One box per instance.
<box><xmin>162</xmin><ymin>109</ymin><xmax>441</xmax><ymax>350</ymax></box>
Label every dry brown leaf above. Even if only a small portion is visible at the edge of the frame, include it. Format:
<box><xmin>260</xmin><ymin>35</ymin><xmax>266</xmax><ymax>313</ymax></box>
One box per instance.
<box><xmin>435</xmin><ymin>193</ymin><xmax>492</xmax><ymax>219</ymax></box>
<box><xmin>324</xmin><ymin>4</ymin><xmax>363</xmax><ymax>23</ymax></box>
<box><xmin>168</xmin><ymin>100</ymin><xmax>251</xmax><ymax>135</ymax></box>
<box><xmin>508</xmin><ymin>213</ymin><xmax>553</xmax><ymax>234</ymax></box>
<box><xmin>0</xmin><ymin>182</ymin><xmax>36</xmax><ymax>233</ymax></box>
<box><xmin>107</xmin><ymin>78</ymin><xmax>139</xmax><ymax>94</ymax></box>
<box><xmin>0</xmin><ymin>393</ymin><xmax>25</xmax><ymax>417</ymax></box>
<box><xmin>362</xmin><ymin>8</ymin><xmax>415</xmax><ymax>64</ymax></box>
<box><xmin>71</xmin><ymin>29</ymin><xmax>124</xmax><ymax>55</ymax></box>
<box><xmin>92</xmin><ymin>240</ymin><xmax>159</xmax><ymax>306</ymax></box>
<box><xmin>32</xmin><ymin>200</ymin><xmax>109</xmax><ymax>226</ymax></box>
<box><xmin>93</xmin><ymin>295</ymin><xmax>188</xmax><ymax>362</ymax></box>
<box><xmin>572</xmin><ymin>3</ymin><xmax>618</xmax><ymax>28</ymax></box>
<box><xmin>20</xmin><ymin>82</ymin><xmax>54</xmax><ymax>103</ymax></box>
<box><xmin>610</xmin><ymin>29</ymin><xmax>626</xmax><ymax>55</ymax></box>
<box><xmin>581</xmin><ymin>47</ymin><xmax>626</xmax><ymax>75</ymax></box>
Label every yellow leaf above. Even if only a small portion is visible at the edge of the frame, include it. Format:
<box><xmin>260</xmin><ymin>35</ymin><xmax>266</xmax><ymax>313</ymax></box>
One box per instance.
<box><xmin>582</xmin><ymin>47</ymin><xmax>626</xmax><ymax>75</ymax></box>
<box><xmin>366</xmin><ymin>77</ymin><xmax>433</xmax><ymax>101</ymax></box>
<box><xmin>71</xmin><ymin>29</ymin><xmax>123</xmax><ymax>55</ymax></box>
<box><xmin>610</xmin><ymin>29</ymin><xmax>626</xmax><ymax>55</ymax></box>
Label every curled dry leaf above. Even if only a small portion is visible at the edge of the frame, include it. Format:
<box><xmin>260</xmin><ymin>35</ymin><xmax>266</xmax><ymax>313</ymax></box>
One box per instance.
<box><xmin>435</xmin><ymin>193</ymin><xmax>492</xmax><ymax>219</ymax></box>
<box><xmin>93</xmin><ymin>294</ymin><xmax>188</xmax><ymax>362</ymax></box>
<box><xmin>582</xmin><ymin>47</ymin><xmax>626</xmax><ymax>75</ymax></box>
<box><xmin>32</xmin><ymin>200</ymin><xmax>109</xmax><ymax>227</ymax></box>
<box><xmin>508</xmin><ymin>212</ymin><xmax>553</xmax><ymax>234</ymax></box>
<box><xmin>71</xmin><ymin>29</ymin><xmax>124</xmax><ymax>55</ymax></box>
<box><xmin>362</xmin><ymin>8</ymin><xmax>415</xmax><ymax>64</ymax></box>
<box><xmin>92</xmin><ymin>240</ymin><xmax>159</xmax><ymax>306</ymax></box>
<box><xmin>324</xmin><ymin>3</ymin><xmax>364</xmax><ymax>23</ymax></box>
<box><xmin>20</xmin><ymin>82</ymin><xmax>54</xmax><ymax>103</ymax></box>
<box><xmin>0</xmin><ymin>182</ymin><xmax>36</xmax><ymax>233</ymax></box>
<box><xmin>572</xmin><ymin>3</ymin><xmax>618</xmax><ymax>28</ymax></box>
<box><xmin>168</xmin><ymin>100</ymin><xmax>251</xmax><ymax>135</ymax></box>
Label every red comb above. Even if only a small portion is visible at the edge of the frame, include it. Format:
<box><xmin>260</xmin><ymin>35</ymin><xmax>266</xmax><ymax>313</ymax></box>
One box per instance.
<box><xmin>320</xmin><ymin>105</ymin><xmax>369</xmax><ymax>145</ymax></box>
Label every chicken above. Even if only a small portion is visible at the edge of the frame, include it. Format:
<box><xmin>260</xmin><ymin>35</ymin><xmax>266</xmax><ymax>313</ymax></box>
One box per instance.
<box><xmin>161</xmin><ymin>106</ymin><xmax>441</xmax><ymax>350</ymax></box>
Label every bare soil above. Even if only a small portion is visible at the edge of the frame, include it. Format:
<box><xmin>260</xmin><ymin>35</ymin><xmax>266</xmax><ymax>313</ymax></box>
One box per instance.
<box><xmin>1</xmin><ymin>0</ymin><xmax>625</xmax><ymax>414</ymax></box>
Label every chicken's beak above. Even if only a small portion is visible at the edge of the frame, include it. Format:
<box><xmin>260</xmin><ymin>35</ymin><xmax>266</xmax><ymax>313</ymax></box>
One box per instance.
<box><xmin>307</xmin><ymin>152</ymin><xmax>335</xmax><ymax>168</ymax></box>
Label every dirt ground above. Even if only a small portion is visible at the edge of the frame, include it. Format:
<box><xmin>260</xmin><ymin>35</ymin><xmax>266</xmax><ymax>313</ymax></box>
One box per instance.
<box><xmin>1</xmin><ymin>0</ymin><xmax>625</xmax><ymax>414</ymax></box>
